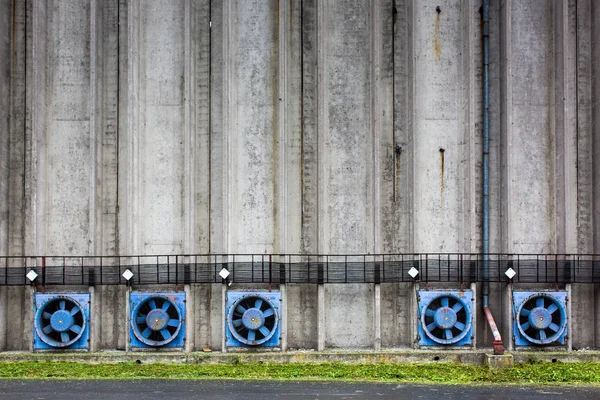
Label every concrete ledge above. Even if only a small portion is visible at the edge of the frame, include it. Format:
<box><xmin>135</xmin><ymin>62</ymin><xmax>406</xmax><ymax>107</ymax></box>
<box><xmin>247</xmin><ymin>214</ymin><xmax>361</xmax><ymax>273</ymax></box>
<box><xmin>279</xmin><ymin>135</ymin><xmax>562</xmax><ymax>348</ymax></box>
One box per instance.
<box><xmin>485</xmin><ymin>354</ymin><xmax>514</xmax><ymax>369</ymax></box>
<box><xmin>0</xmin><ymin>350</ymin><xmax>599</xmax><ymax>366</ymax></box>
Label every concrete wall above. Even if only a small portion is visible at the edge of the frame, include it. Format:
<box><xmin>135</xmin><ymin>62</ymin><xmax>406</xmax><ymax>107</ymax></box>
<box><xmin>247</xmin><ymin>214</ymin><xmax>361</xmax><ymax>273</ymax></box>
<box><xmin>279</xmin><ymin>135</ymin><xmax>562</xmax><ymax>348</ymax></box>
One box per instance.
<box><xmin>0</xmin><ymin>0</ymin><xmax>600</xmax><ymax>353</ymax></box>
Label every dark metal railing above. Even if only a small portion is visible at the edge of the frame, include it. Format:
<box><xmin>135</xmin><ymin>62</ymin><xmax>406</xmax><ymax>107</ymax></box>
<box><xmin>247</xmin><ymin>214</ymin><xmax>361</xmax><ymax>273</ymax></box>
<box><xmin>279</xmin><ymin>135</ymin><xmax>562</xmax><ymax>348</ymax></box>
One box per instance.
<box><xmin>0</xmin><ymin>253</ymin><xmax>598</xmax><ymax>286</ymax></box>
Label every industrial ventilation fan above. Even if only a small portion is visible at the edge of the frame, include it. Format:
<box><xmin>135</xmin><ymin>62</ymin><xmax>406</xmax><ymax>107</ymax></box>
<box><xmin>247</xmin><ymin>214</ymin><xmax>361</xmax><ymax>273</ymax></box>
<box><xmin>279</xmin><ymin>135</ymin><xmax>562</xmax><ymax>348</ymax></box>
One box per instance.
<box><xmin>34</xmin><ymin>293</ymin><xmax>90</xmax><ymax>350</ymax></box>
<box><xmin>129</xmin><ymin>292</ymin><xmax>186</xmax><ymax>349</ymax></box>
<box><xmin>417</xmin><ymin>290</ymin><xmax>473</xmax><ymax>346</ymax></box>
<box><xmin>513</xmin><ymin>291</ymin><xmax>568</xmax><ymax>346</ymax></box>
<box><xmin>226</xmin><ymin>292</ymin><xmax>281</xmax><ymax>347</ymax></box>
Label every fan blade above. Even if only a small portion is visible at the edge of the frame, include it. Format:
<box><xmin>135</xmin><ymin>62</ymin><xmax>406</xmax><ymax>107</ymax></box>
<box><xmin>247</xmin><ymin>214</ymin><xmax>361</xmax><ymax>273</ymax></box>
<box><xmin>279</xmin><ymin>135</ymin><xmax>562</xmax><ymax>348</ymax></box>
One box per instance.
<box><xmin>61</xmin><ymin>332</ymin><xmax>70</xmax><ymax>343</ymax></box>
<box><xmin>254</xmin><ymin>299</ymin><xmax>263</xmax><ymax>309</ymax></box>
<box><xmin>59</xmin><ymin>301</ymin><xmax>66</xmax><ymax>310</ymax></box>
<box><xmin>161</xmin><ymin>301</ymin><xmax>171</xmax><ymax>312</ymax></box>
<box><xmin>263</xmin><ymin>308</ymin><xmax>274</xmax><ymax>318</ymax></box>
<box><xmin>236</xmin><ymin>305</ymin><xmax>247</xmax><ymax>313</ymax></box>
<box><xmin>521</xmin><ymin>322</ymin><xmax>531</xmax><ymax>331</ymax></box>
<box><xmin>43</xmin><ymin>312</ymin><xmax>52</xmax><ymax>320</ymax></box>
<box><xmin>548</xmin><ymin>323</ymin><xmax>560</xmax><ymax>332</ymax></box>
<box><xmin>232</xmin><ymin>319</ymin><xmax>242</xmax><ymax>328</ymax></box>
<box><xmin>425</xmin><ymin>309</ymin><xmax>435</xmax><ymax>317</ymax></box>
<box><xmin>70</xmin><ymin>307</ymin><xmax>80</xmax><ymax>316</ymax></box>
<box><xmin>539</xmin><ymin>330</ymin><xmax>547</xmax><ymax>341</ymax></box>
<box><xmin>454</xmin><ymin>321</ymin><xmax>466</xmax><ymax>331</ymax></box>
<box><xmin>160</xmin><ymin>329</ymin><xmax>171</xmax><ymax>341</ymax></box>
<box><xmin>536</xmin><ymin>297</ymin><xmax>544</xmax><ymax>308</ymax></box>
<box><xmin>426</xmin><ymin>322</ymin><xmax>436</xmax><ymax>332</ymax></box>
<box><xmin>167</xmin><ymin>319</ymin><xmax>179</xmax><ymax>327</ymax></box>
<box><xmin>42</xmin><ymin>325</ymin><xmax>53</xmax><ymax>334</ymax></box>
<box><xmin>520</xmin><ymin>308</ymin><xmax>530</xmax><ymax>317</ymax></box>
<box><xmin>547</xmin><ymin>304</ymin><xmax>558</xmax><ymax>314</ymax></box>
<box><xmin>247</xmin><ymin>330</ymin><xmax>255</xmax><ymax>341</ymax></box>
<box><xmin>70</xmin><ymin>325</ymin><xmax>82</xmax><ymax>334</ymax></box>
<box><xmin>441</xmin><ymin>297</ymin><xmax>449</xmax><ymax>307</ymax></box>
<box><xmin>259</xmin><ymin>326</ymin><xmax>271</xmax><ymax>338</ymax></box>
<box><xmin>136</xmin><ymin>316</ymin><xmax>146</xmax><ymax>324</ymax></box>
<box><xmin>149</xmin><ymin>300</ymin><xmax>157</xmax><ymax>310</ymax></box>
<box><xmin>445</xmin><ymin>329</ymin><xmax>453</xmax><ymax>340</ymax></box>
<box><xmin>142</xmin><ymin>328</ymin><xmax>151</xmax><ymax>338</ymax></box>
<box><xmin>452</xmin><ymin>303</ymin><xmax>463</xmax><ymax>313</ymax></box>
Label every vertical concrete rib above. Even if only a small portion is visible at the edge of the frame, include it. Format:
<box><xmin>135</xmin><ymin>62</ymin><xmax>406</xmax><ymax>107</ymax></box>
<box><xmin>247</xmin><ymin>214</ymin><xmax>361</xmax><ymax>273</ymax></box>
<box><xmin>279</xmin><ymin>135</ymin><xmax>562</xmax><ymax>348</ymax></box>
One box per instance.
<box><xmin>499</xmin><ymin>0</ymin><xmax>512</xmax><ymax>253</ymax></box>
<box><xmin>554</xmin><ymin>0</ymin><xmax>578</xmax><ymax>254</ymax></box>
<box><xmin>301</xmin><ymin>0</ymin><xmax>319</xmax><ymax>254</ymax></box>
<box><xmin>184</xmin><ymin>0</ymin><xmax>196</xmax><ymax>254</ymax></box>
<box><xmin>25</xmin><ymin>0</ymin><xmax>47</xmax><ymax>255</ymax></box>
<box><xmin>575</xmin><ymin>0</ymin><xmax>594</xmax><ymax>253</ymax></box>
<box><xmin>316</xmin><ymin>0</ymin><xmax>326</xmax><ymax>254</ymax></box>
<box><xmin>0</xmin><ymin>0</ymin><xmax>10</xmax><ymax>256</ymax></box>
<box><xmin>90</xmin><ymin>0</ymin><xmax>101</xmax><ymax>255</ymax></box>
<box><xmin>8</xmin><ymin>0</ymin><xmax>26</xmax><ymax>257</ymax></box>
<box><xmin>125</xmin><ymin>0</ymin><xmax>140</xmax><ymax>255</ymax></box>
<box><xmin>371</xmin><ymin>0</ymin><xmax>381</xmax><ymax>255</ymax></box>
<box><xmin>592</xmin><ymin>1</ymin><xmax>600</xmax><ymax>253</ymax></box>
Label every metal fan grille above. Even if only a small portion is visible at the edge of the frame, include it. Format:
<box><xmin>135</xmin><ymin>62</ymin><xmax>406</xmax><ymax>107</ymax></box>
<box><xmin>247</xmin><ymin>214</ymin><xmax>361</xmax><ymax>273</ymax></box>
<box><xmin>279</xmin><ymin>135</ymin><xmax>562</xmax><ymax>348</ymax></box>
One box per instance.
<box><xmin>420</xmin><ymin>294</ymin><xmax>471</xmax><ymax>345</ymax></box>
<box><xmin>516</xmin><ymin>293</ymin><xmax>567</xmax><ymax>345</ymax></box>
<box><xmin>35</xmin><ymin>296</ymin><xmax>86</xmax><ymax>348</ymax></box>
<box><xmin>131</xmin><ymin>295</ymin><xmax>182</xmax><ymax>347</ymax></box>
<box><xmin>227</xmin><ymin>295</ymin><xmax>278</xmax><ymax>346</ymax></box>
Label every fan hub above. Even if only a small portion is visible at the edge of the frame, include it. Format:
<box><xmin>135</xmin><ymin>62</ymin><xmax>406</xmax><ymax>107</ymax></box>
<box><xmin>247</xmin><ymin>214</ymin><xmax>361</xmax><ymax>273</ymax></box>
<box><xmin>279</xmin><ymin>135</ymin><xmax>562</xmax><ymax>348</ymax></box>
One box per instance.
<box><xmin>528</xmin><ymin>307</ymin><xmax>552</xmax><ymax>330</ymax></box>
<box><xmin>434</xmin><ymin>307</ymin><xmax>457</xmax><ymax>329</ymax></box>
<box><xmin>49</xmin><ymin>310</ymin><xmax>74</xmax><ymax>332</ymax></box>
<box><xmin>146</xmin><ymin>309</ymin><xmax>169</xmax><ymax>331</ymax></box>
<box><xmin>242</xmin><ymin>308</ymin><xmax>265</xmax><ymax>330</ymax></box>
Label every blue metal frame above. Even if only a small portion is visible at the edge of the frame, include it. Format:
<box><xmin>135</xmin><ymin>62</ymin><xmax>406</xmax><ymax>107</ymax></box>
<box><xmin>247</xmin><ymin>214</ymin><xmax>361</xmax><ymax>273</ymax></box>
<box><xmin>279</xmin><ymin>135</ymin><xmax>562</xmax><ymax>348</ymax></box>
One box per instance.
<box><xmin>226</xmin><ymin>292</ymin><xmax>281</xmax><ymax>347</ymax></box>
<box><xmin>513</xmin><ymin>291</ymin><xmax>568</xmax><ymax>346</ymax></box>
<box><xmin>417</xmin><ymin>290</ymin><xmax>473</xmax><ymax>347</ymax></box>
<box><xmin>129</xmin><ymin>292</ymin><xmax>186</xmax><ymax>349</ymax></box>
<box><xmin>33</xmin><ymin>293</ymin><xmax>90</xmax><ymax>350</ymax></box>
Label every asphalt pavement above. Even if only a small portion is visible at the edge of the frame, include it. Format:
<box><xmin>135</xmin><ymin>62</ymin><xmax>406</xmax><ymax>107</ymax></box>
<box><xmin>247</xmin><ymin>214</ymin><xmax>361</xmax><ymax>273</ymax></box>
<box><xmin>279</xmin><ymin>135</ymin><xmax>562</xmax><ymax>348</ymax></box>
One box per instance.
<box><xmin>0</xmin><ymin>380</ymin><xmax>598</xmax><ymax>399</ymax></box>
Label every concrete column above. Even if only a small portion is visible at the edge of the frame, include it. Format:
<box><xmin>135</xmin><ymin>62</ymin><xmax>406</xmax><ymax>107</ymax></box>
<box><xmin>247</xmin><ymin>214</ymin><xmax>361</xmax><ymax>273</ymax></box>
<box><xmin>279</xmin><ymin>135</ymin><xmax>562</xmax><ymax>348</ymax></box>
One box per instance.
<box><xmin>7</xmin><ymin>0</ymin><xmax>26</xmax><ymax>257</ymax></box>
<box><xmin>592</xmin><ymin>1</ymin><xmax>600</xmax><ymax>253</ymax></box>
<box><xmin>412</xmin><ymin>0</ymin><xmax>473</xmax><ymax>253</ymax></box>
<box><xmin>89</xmin><ymin>285</ymin><xmax>101</xmax><ymax>352</ymax></box>
<box><xmin>122</xmin><ymin>0</ymin><xmax>186</xmax><ymax>255</ymax></box>
<box><xmin>184</xmin><ymin>284</ymin><xmax>194</xmax><ymax>352</ymax></box>
<box><xmin>500</xmin><ymin>0</ymin><xmax>557</xmax><ymax>254</ymax></box>
<box><xmin>279</xmin><ymin>283</ymin><xmax>288</xmax><ymax>351</ymax></box>
<box><xmin>0</xmin><ymin>0</ymin><xmax>10</xmax><ymax>258</ymax></box>
<box><xmin>374</xmin><ymin>283</ymin><xmax>381</xmax><ymax>351</ymax></box>
<box><xmin>554</xmin><ymin>0</ymin><xmax>578</xmax><ymax>254</ymax></box>
<box><xmin>388</xmin><ymin>0</ymin><xmax>413</xmax><ymax>253</ymax></box>
<box><xmin>317</xmin><ymin>283</ymin><xmax>324</xmax><ymax>351</ymax></box>
<box><xmin>0</xmin><ymin>0</ymin><xmax>10</xmax><ymax>350</ymax></box>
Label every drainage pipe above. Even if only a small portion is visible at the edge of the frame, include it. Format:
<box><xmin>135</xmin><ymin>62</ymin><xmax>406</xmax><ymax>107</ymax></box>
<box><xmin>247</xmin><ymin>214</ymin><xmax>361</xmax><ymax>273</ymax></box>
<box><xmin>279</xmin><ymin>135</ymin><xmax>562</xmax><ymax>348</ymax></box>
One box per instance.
<box><xmin>482</xmin><ymin>0</ymin><xmax>504</xmax><ymax>355</ymax></box>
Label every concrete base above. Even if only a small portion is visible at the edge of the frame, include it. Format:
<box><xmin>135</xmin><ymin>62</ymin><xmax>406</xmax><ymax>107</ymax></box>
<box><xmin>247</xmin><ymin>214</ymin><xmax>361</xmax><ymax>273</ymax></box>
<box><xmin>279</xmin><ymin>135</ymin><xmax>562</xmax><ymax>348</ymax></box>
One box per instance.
<box><xmin>0</xmin><ymin>350</ymin><xmax>599</xmax><ymax>366</ymax></box>
<box><xmin>485</xmin><ymin>354</ymin><xmax>514</xmax><ymax>369</ymax></box>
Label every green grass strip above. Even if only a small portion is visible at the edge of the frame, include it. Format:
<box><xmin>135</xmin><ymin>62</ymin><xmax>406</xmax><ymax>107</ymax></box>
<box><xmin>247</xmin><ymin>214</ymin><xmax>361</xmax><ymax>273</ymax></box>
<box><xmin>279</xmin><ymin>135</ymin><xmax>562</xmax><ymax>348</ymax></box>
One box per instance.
<box><xmin>0</xmin><ymin>361</ymin><xmax>598</xmax><ymax>384</ymax></box>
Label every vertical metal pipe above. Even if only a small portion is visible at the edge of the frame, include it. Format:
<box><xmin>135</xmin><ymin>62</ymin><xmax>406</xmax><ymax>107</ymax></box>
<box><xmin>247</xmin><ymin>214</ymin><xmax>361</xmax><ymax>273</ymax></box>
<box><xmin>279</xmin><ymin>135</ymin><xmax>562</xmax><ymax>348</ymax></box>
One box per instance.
<box><xmin>482</xmin><ymin>0</ymin><xmax>504</xmax><ymax>355</ymax></box>
<box><xmin>482</xmin><ymin>0</ymin><xmax>490</xmax><ymax>307</ymax></box>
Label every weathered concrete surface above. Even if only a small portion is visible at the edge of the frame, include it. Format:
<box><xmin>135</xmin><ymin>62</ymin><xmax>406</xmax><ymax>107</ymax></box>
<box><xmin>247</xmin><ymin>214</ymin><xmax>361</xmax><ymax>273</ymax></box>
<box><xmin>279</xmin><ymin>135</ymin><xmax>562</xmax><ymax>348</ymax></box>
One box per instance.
<box><xmin>571</xmin><ymin>283</ymin><xmax>595</xmax><ymax>349</ymax></box>
<box><xmin>98</xmin><ymin>285</ymin><xmax>127</xmax><ymax>351</ymax></box>
<box><xmin>381</xmin><ymin>283</ymin><xmax>414</xmax><ymax>348</ymax></box>
<box><xmin>0</xmin><ymin>0</ymin><xmax>10</xmax><ymax>258</ymax></box>
<box><xmin>325</xmin><ymin>284</ymin><xmax>374</xmax><ymax>349</ymax></box>
<box><xmin>286</xmin><ymin>284</ymin><xmax>318</xmax><ymax>350</ymax></box>
<box><xmin>190</xmin><ymin>284</ymin><xmax>222</xmax><ymax>351</ymax></box>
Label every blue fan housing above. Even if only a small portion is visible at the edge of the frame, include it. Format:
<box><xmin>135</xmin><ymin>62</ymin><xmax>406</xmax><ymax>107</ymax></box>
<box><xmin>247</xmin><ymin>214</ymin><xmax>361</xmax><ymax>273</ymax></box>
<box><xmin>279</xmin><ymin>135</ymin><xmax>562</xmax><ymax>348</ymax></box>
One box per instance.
<box><xmin>417</xmin><ymin>290</ymin><xmax>473</xmax><ymax>347</ymax></box>
<box><xmin>513</xmin><ymin>291</ymin><xmax>568</xmax><ymax>346</ymax></box>
<box><xmin>34</xmin><ymin>293</ymin><xmax>90</xmax><ymax>350</ymax></box>
<box><xmin>129</xmin><ymin>292</ymin><xmax>186</xmax><ymax>349</ymax></box>
<box><xmin>226</xmin><ymin>292</ymin><xmax>281</xmax><ymax>347</ymax></box>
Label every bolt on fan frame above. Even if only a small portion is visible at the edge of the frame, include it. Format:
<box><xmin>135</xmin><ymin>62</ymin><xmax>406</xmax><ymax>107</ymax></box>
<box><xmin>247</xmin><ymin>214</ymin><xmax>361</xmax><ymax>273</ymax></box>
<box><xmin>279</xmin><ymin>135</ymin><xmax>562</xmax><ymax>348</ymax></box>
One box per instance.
<box><xmin>226</xmin><ymin>292</ymin><xmax>280</xmax><ymax>347</ymax></box>
<box><xmin>129</xmin><ymin>293</ymin><xmax>185</xmax><ymax>348</ymax></box>
<box><xmin>418</xmin><ymin>291</ymin><xmax>473</xmax><ymax>346</ymax></box>
<box><xmin>34</xmin><ymin>294</ymin><xmax>89</xmax><ymax>350</ymax></box>
<box><xmin>513</xmin><ymin>291</ymin><xmax>568</xmax><ymax>346</ymax></box>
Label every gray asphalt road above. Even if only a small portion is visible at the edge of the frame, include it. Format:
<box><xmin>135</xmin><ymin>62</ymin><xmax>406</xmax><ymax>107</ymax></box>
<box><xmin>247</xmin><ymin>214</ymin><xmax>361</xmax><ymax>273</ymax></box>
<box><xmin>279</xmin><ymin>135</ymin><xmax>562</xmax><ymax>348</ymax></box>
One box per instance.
<box><xmin>0</xmin><ymin>380</ymin><xmax>598</xmax><ymax>400</ymax></box>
